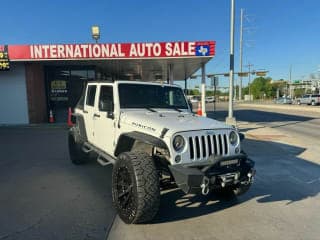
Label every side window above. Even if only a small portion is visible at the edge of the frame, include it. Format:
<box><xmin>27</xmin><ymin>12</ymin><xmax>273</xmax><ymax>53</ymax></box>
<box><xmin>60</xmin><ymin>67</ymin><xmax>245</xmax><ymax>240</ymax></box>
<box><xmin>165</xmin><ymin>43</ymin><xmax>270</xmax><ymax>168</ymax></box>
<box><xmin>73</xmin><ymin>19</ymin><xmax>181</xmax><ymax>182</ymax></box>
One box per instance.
<box><xmin>99</xmin><ymin>86</ymin><xmax>114</xmax><ymax>112</ymax></box>
<box><xmin>86</xmin><ymin>85</ymin><xmax>96</xmax><ymax>107</ymax></box>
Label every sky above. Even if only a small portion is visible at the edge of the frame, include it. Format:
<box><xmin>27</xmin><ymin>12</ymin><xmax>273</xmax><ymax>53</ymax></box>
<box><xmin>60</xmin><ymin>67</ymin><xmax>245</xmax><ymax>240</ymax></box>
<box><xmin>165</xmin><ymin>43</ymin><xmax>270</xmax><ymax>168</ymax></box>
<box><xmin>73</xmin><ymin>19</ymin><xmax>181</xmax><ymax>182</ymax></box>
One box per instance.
<box><xmin>2</xmin><ymin>0</ymin><xmax>320</xmax><ymax>88</ymax></box>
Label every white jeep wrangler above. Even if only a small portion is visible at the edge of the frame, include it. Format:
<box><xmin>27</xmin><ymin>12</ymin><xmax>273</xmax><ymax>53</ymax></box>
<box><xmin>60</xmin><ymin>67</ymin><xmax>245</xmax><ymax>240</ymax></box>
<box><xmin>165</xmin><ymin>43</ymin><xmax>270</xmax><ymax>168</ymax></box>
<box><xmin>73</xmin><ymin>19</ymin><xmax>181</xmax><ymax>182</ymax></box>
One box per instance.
<box><xmin>68</xmin><ymin>81</ymin><xmax>255</xmax><ymax>224</ymax></box>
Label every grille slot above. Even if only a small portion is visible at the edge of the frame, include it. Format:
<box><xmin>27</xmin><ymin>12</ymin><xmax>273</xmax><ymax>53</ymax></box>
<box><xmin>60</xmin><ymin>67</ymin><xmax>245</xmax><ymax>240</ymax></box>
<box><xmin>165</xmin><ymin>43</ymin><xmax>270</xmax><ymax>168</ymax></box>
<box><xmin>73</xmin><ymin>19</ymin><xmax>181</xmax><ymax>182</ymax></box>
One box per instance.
<box><xmin>201</xmin><ymin>136</ymin><xmax>206</xmax><ymax>158</ymax></box>
<box><xmin>189</xmin><ymin>133</ymin><xmax>229</xmax><ymax>160</ymax></box>
<box><xmin>218</xmin><ymin>135</ymin><xmax>223</xmax><ymax>155</ymax></box>
<box><xmin>195</xmin><ymin>136</ymin><xmax>200</xmax><ymax>159</ymax></box>
<box><xmin>207</xmin><ymin>135</ymin><xmax>212</xmax><ymax>156</ymax></box>
<box><xmin>223</xmin><ymin>134</ymin><xmax>229</xmax><ymax>154</ymax></box>
<box><xmin>189</xmin><ymin>137</ymin><xmax>194</xmax><ymax>159</ymax></box>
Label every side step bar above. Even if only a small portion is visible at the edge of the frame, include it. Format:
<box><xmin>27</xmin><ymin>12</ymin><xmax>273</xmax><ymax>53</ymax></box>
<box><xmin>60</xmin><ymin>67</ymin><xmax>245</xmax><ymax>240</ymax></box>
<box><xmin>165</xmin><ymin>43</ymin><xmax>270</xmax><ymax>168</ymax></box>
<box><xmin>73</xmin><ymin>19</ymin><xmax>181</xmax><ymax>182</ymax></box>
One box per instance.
<box><xmin>82</xmin><ymin>142</ymin><xmax>116</xmax><ymax>166</ymax></box>
<box><xmin>97</xmin><ymin>156</ymin><xmax>113</xmax><ymax>166</ymax></box>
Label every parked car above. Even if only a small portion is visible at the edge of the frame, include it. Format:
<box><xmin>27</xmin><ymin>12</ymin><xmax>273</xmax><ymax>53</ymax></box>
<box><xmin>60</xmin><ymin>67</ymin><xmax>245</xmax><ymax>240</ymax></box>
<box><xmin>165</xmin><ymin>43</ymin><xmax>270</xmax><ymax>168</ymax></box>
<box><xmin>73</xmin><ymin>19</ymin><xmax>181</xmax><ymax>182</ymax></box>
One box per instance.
<box><xmin>274</xmin><ymin>97</ymin><xmax>292</xmax><ymax>104</ymax></box>
<box><xmin>205</xmin><ymin>96</ymin><xmax>215</xmax><ymax>103</ymax></box>
<box><xmin>296</xmin><ymin>94</ymin><xmax>320</xmax><ymax>106</ymax></box>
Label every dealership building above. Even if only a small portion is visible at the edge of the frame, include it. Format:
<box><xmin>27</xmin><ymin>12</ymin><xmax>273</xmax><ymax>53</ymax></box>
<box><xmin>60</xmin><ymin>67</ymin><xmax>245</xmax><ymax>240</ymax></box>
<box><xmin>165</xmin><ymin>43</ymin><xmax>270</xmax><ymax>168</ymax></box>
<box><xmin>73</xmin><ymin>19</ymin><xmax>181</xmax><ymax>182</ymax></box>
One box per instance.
<box><xmin>0</xmin><ymin>41</ymin><xmax>215</xmax><ymax>124</ymax></box>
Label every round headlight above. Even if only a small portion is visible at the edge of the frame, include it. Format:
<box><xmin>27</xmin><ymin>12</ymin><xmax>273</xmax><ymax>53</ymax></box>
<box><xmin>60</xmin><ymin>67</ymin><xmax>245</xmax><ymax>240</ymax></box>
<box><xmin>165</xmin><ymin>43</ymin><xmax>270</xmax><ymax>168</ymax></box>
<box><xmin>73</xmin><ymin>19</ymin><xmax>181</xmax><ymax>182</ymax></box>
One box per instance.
<box><xmin>229</xmin><ymin>131</ymin><xmax>239</xmax><ymax>146</ymax></box>
<box><xmin>173</xmin><ymin>135</ymin><xmax>185</xmax><ymax>152</ymax></box>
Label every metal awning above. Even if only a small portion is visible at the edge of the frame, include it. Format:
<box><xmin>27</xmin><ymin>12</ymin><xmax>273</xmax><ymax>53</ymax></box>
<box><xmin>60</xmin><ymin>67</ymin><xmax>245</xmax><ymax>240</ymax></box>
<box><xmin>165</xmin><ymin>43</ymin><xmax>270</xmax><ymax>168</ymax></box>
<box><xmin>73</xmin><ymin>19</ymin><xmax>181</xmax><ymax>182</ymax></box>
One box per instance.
<box><xmin>74</xmin><ymin>57</ymin><xmax>211</xmax><ymax>82</ymax></box>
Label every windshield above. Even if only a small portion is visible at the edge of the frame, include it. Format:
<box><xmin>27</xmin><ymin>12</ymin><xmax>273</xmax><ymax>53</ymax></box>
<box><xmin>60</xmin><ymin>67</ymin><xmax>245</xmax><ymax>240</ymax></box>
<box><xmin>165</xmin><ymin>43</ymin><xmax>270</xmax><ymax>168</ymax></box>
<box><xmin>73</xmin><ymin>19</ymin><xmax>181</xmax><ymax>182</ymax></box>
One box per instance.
<box><xmin>118</xmin><ymin>83</ymin><xmax>188</xmax><ymax>109</ymax></box>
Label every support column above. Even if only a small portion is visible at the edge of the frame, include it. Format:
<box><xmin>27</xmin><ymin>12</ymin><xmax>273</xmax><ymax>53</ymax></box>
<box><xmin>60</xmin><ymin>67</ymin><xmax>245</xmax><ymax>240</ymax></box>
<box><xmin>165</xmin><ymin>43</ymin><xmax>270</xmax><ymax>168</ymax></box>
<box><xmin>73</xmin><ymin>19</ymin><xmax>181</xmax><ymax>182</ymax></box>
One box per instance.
<box><xmin>201</xmin><ymin>63</ymin><xmax>206</xmax><ymax>117</ymax></box>
<box><xmin>239</xmin><ymin>8</ymin><xmax>244</xmax><ymax>100</ymax></box>
<box><xmin>184</xmin><ymin>78</ymin><xmax>188</xmax><ymax>92</ymax></box>
<box><xmin>25</xmin><ymin>63</ymin><xmax>47</xmax><ymax>123</ymax></box>
<box><xmin>168</xmin><ymin>64</ymin><xmax>174</xmax><ymax>85</ymax></box>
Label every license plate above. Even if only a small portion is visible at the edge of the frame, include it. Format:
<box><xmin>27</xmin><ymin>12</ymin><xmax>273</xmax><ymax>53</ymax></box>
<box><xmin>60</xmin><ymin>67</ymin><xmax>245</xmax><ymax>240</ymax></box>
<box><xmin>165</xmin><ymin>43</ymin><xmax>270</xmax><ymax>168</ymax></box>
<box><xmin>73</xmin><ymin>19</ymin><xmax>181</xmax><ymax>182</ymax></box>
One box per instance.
<box><xmin>220</xmin><ymin>159</ymin><xmax>239</xmax><ymax>166</ymax></box>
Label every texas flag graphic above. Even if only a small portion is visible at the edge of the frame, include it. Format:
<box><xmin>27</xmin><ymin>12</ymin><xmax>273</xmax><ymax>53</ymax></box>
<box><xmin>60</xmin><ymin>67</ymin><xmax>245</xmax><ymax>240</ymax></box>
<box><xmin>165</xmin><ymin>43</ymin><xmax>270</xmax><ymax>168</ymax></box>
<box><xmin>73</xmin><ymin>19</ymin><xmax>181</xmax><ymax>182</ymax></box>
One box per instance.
<box><xmin>195</xmin><ymin>45</ymin><xmax>210</xmax><ymax>56</ymax></box>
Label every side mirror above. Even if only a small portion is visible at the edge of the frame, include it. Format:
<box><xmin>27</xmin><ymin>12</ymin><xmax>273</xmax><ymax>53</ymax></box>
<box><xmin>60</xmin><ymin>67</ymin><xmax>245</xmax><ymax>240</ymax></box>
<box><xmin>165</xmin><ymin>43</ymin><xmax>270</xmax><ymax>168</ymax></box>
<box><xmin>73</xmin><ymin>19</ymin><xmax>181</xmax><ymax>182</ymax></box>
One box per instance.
<box><xmin>107</xmin><ymin>111</ymin><xmax>114</xmax><ymax>120</ymax></box>
<box><xmin>99</xmin><ymin>100</ymin><xmax>114</xmax><ymax>119</ymax></box>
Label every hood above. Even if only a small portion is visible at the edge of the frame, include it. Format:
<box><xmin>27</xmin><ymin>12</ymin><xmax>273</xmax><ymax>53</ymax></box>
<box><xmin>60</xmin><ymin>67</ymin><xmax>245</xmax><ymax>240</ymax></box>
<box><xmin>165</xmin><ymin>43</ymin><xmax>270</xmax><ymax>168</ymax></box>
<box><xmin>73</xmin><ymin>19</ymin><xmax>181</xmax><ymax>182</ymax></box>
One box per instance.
<box><xmin>119</xmin><ymin>109</ymin><xmax>231</xmax><ymax>137</ymax></box>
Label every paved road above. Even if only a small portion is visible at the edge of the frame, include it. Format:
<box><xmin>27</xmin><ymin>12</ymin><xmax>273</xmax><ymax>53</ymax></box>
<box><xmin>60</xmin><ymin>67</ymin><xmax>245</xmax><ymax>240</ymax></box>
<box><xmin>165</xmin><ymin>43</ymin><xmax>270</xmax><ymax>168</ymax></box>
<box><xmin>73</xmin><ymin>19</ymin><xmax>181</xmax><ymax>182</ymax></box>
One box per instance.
<box><xmin>239</xmin><ymin>103</ymin><xmax>320</xmax><ymax>143</ymax></box>
<box><xmin>0</xmin><ymin>127</ymin><xmax>115</xmax><ymax>240</ymax></box>
<box><xmin>209</xmin><ymin>102</ymin><xmax>320</xmax><ymax>141</ymax></box>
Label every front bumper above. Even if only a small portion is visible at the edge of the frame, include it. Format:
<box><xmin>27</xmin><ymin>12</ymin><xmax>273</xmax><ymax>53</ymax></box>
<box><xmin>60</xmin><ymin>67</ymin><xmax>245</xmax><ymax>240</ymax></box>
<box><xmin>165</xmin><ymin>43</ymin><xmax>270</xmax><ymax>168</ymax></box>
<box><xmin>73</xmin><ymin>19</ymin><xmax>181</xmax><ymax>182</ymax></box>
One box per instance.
<box><xmin>168</xmin><ymin>153</ymin><xmax>255</xmax><ymax>194</ymax></box>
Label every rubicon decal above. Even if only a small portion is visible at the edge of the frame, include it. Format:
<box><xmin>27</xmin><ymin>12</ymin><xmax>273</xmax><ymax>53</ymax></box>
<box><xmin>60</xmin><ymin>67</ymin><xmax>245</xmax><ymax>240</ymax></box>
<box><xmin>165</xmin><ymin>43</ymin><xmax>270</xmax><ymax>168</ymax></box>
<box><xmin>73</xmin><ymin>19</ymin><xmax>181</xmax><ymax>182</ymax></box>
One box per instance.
<box><xmin>131</xmin><ymin>122</ymin><xmax>156</xmax><ymax>132</ymax></box>
<box><xmin>7</xmin><ymin>41</ymin><xmax>215</xmax><ymax>60</ymax></box>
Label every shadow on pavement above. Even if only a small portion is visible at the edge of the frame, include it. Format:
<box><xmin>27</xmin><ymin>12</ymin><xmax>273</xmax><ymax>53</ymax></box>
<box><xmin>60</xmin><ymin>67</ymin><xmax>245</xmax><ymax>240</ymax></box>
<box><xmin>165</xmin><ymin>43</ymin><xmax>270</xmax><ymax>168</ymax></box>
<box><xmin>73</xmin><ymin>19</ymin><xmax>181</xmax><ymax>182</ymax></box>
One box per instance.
<box><xmin>151</xmin><ymin>138</ymin><xmax>320</xmax><ymax>224</ymax></box>
<box><xmin>0</xmin><ymin>128</ymin><xmax>115</xmax><ymax>240</ymax></box>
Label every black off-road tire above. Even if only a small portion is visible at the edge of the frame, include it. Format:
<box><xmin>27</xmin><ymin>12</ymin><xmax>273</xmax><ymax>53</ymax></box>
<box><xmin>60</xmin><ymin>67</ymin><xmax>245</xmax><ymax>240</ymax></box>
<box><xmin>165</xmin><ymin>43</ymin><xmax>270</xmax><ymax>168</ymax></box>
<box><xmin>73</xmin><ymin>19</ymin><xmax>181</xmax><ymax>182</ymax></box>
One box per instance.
<box><xmin>68</xmin><ymin>132</ymin><xmax>88</xmax><ymax>165</ymax></box>
<box><xmin>112</xmin><ymin>151</ymin><xmax>160</xmax><ymax>224</ymax></box>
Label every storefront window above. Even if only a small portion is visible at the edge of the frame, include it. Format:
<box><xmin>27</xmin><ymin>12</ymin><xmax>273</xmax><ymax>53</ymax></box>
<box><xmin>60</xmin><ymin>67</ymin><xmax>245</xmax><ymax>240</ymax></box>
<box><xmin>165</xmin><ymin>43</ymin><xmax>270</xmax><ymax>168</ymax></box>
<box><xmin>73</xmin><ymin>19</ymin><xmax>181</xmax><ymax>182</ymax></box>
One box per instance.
<box><xmin>46</xmin><ymin>66</ymin><xmax>95</xmax><ymax>122</ymax></box>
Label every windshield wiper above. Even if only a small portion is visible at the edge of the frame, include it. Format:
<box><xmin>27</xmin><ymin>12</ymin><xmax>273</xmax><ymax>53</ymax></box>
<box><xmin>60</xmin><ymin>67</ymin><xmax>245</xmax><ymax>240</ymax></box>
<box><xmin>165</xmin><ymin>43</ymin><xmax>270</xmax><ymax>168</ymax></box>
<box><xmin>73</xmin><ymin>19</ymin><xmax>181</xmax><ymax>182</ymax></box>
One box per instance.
<box><xmin>172</xmin><ymin>107</ymin><xmax>183</xmax><ymax>113</ymax></box>
<box><xmin>146</xmin><ymin>107</ymin><xmax>157</xmax><ymax>113</ymax></box>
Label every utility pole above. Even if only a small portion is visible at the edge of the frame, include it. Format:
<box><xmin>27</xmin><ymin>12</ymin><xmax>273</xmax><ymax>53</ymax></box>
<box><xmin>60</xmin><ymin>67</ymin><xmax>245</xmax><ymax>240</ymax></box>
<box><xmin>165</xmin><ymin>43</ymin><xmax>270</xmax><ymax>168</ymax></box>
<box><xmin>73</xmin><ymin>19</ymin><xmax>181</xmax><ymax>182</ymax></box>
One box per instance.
<box><xmin>239</xmin><ymin>8</ymin><xmax>244</xmax><ymax>100</ymax></box>
<box><xmin>245</xmin><ymin>63</ymin><xmax>253</xmax><ymax>100</ymax></box>
<box><xmin>226</xmin><ymin>0</ymin><xmax>236</xmax><ymax>125</ymax></box>
<box><xmin>289</xmin><ymin>64</ymin><xmax>292</xmax><ymax>97</ymax></box>
<box><xmin>213</xmin><ymin>76</ymin><xmax>218</xmax><ymax>112</ymax></box>
<box><xmin>289</xmin><ymin>65</ymin><xmax>292</xmax><ymax>83</ymax></box>
<box><xmin>201</xmin><ymin>63</ymin><xmax>206</xmax><ymax>116</ymax></box>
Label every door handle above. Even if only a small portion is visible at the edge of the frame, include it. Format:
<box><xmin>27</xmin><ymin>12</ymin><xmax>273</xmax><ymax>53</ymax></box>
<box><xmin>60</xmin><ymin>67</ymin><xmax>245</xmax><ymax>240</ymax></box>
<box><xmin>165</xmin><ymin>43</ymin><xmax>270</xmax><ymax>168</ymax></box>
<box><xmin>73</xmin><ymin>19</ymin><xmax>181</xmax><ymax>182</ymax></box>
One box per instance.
<box><xmin>93</xmin><ymin>113</ymin><xmax>100</xmax><ymax>118</ymax></box>
<box><xmin>83</xmin><ymin>110</ymin><xmax>88</xmax><ymax>113</ymax></box>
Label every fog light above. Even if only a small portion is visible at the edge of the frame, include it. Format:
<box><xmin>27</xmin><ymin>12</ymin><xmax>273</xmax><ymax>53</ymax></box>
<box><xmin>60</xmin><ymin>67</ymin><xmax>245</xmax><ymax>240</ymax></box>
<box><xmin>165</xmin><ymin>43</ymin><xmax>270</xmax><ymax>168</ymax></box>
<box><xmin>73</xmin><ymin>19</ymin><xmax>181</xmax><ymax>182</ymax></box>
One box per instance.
<box><xmin>235</xmin><ymin>147</ymin><xmax>240</xmax><ymax>154</ymax></box>
<box><xmin>175</xmin><ymin>155</ymin><xmax>182</xmax><ymax>163</ymax></box>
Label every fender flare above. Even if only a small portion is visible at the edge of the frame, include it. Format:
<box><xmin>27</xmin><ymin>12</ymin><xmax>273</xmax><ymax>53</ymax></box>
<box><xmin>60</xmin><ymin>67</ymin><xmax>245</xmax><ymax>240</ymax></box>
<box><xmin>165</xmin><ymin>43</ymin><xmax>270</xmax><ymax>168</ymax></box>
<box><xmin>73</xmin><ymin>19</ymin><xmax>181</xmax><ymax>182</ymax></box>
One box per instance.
<box><xmin>69</xmin><ymin>113</ymin><xmax>88</xmax><ymax>143</ymax></box>
<box><xmin>114</xmin><ymin>131</ymin><xmax>169</xmax><ymax>157</ymax></box>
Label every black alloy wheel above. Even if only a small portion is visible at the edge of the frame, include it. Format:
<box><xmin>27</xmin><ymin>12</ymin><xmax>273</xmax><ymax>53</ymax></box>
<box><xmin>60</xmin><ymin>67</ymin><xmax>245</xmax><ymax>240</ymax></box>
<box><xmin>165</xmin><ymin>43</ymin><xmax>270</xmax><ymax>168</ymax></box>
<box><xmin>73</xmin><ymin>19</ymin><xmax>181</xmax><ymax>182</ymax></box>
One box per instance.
<box><xmin>114</xmin><ymin>165</ymin><xmax>137</xmax><ymax>222</ymax></box>
<box><xmin>112</xmin><ymin>151</ymin><xmax>160</xmax><ymax>224</ymax></box>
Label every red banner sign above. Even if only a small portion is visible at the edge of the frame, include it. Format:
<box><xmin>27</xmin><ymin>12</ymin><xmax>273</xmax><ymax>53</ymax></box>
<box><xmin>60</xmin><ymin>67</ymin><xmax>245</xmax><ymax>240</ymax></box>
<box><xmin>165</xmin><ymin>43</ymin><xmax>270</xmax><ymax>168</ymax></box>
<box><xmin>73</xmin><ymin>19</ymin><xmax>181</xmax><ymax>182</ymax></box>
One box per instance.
<box><xmin>7</xmin><ymin>41</ymin><xmax>215</xmax><ymax>61</ymax></box>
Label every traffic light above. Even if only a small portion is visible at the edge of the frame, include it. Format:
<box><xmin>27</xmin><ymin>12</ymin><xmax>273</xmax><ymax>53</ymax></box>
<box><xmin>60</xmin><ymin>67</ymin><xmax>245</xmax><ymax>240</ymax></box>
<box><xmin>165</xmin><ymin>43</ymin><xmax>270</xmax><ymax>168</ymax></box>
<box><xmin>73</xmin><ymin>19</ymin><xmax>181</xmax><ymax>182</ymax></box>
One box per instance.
<box><xmin>238</xmin><ymin>72</ymin><xmax>248</xmax><ymax>77</ymax></box>
<box><xmin>255</xmin><ymin>71</ymin><xmax>268</xmax><ymax>77</ymax></box>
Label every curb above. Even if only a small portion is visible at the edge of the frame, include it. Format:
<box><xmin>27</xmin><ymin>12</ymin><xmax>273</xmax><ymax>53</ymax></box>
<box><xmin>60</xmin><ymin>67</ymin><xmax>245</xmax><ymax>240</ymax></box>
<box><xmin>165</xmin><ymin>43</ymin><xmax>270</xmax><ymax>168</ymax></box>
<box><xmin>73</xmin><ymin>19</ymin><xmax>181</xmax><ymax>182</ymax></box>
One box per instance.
<box><xmin>239</xmin><ymin>103</ymin><xmax>320</xmax><ymax>113</ymax></box>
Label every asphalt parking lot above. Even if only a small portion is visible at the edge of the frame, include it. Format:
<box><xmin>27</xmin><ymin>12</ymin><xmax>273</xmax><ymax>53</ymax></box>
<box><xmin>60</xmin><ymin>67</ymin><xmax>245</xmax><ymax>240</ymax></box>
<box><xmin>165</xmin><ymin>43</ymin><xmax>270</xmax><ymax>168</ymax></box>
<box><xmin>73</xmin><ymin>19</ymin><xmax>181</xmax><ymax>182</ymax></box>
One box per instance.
<box><xmin>0</xmin><ymin>127</ymin><xmax>115</xmax><ymax>240</ymax></box>
<box><xmin>1</xmin><ymin>104</ymin><xmax>320</xmax><ymax>240</ymax></box>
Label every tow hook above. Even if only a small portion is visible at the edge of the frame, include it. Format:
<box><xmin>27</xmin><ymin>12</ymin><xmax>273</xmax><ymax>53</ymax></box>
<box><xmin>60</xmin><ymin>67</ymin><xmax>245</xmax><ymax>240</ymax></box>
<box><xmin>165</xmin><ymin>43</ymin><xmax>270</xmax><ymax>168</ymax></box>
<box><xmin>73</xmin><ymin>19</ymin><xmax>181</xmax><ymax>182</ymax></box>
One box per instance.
<box><xmin>243</xmin><ymin>169</ymin><xmax>256</xmax><ymax>185</ymax></box>
<box><xmin>200</xmin><ymin>176</ymin><xmax>210</xmax><ymax>195</ymax></box>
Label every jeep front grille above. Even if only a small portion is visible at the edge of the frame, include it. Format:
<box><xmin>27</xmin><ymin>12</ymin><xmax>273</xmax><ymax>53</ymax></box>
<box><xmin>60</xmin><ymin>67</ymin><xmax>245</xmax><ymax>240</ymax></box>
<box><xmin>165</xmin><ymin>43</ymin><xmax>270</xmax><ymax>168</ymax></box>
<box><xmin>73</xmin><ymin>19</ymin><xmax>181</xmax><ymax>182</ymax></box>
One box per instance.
<box><xmin>188</xmin><ymin>134</ymin><xmax>229</xmax><ymax>160</ymax></box>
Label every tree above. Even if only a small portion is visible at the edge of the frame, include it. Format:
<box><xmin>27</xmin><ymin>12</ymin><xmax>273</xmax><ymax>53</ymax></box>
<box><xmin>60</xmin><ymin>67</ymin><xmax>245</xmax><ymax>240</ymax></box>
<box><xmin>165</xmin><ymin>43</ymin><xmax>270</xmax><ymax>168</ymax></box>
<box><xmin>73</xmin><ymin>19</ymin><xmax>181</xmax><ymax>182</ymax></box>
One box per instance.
<box><xmin>250</xmin><ymin>77</ymin><xmax>270</xmax><ymax>99</ymax></box>
<box><xmin>186</xmin><ymin>89</ymin><xmax>200</xmax><ymax>95</ymax></box>
<box><xmin>242</xmin><ymin>86</ymin><xmax>249</xmax><ymax>96</ymax></box>
<box><xmin>271</xmin><ymin>80</ymin><xmax>288</xmax><ymax>98</ymax></box>
<box><xmin>294</xmin><ymin>88</ymin><xmax>305</xmax><ymax>97</ymax></box>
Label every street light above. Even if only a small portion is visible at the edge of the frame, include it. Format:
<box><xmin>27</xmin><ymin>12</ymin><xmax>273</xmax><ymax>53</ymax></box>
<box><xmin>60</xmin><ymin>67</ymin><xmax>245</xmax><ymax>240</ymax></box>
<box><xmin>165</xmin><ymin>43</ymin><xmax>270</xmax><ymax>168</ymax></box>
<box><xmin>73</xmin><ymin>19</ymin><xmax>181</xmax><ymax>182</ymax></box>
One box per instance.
<box><xmin>226</xmin><ymin>0</ymin><xmax>236</xmax><ymax>126</ymax></box>
<box><xmin>91</xmin><ymin>25</ymin><xmax>100</xmax><ymax>43</ymax></box>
